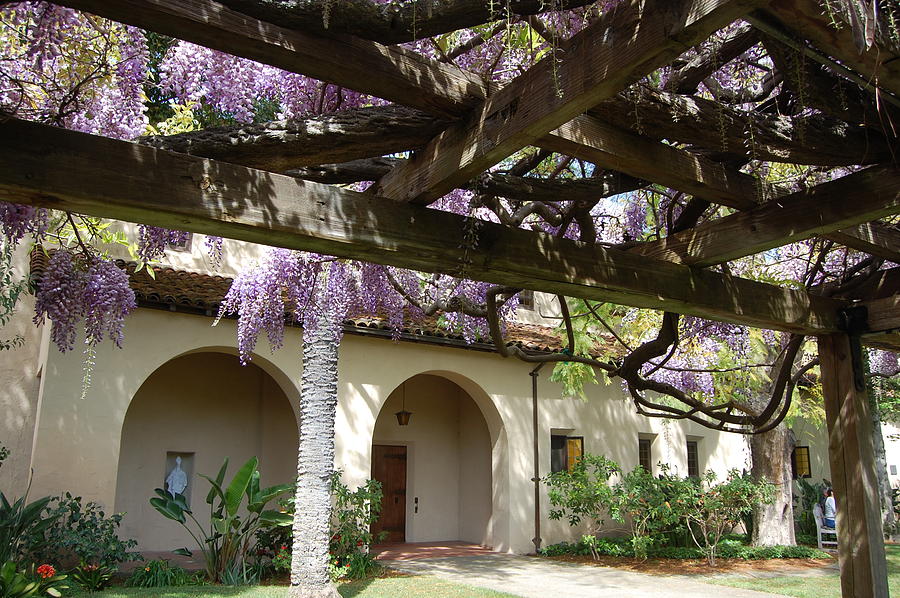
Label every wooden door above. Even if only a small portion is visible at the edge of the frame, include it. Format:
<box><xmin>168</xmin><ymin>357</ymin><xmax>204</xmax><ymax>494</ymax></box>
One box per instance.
<box><xmin>371</xmin><ymin>445</ymin><xmax>407</xmax><ymax>543</ymax></box>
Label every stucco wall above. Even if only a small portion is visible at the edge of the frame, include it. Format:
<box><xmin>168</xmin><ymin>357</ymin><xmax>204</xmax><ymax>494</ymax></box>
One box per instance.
<box><xmin>0</xmin><ymin>244</ymin><xmax>47</xmax><ymax>497</ymax></box>
<box><xmin>23</xmin><ymin>304</ymin><xmax>850</xmax><ymax>555</ymax></box>
<box><xmin>114</xmin><ymin>352</ymin><xmax>298</xmax><ymax>551</ymax></box>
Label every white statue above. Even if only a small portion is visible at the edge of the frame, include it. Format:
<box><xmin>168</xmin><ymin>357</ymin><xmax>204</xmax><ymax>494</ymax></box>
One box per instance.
<box><xmin>166</xmin><ymin>456</ymin><xmax>188</xmax><ymax>497</ymax></box>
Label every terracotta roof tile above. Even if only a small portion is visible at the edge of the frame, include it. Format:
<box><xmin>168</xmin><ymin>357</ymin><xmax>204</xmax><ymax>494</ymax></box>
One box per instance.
<box><xmin>29</xmin><ymin>251</ymin><xmax>604</xmax><ymax>355</ymax></box>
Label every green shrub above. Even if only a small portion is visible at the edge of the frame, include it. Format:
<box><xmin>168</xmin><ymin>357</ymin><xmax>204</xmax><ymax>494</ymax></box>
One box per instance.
<box><xmin>125</xmin><ymin>559</ymin><xmax>201</xmax><ymax>588</ymax></box>
<box><xmin>27</xmin><ymin>493</ymin><xmax>141</xmax><ymax>569</ymax></box>
<box><xmin>671</xmin><ymin>470</ymin><xmax>775</xmax><ymax>566</ymax></box>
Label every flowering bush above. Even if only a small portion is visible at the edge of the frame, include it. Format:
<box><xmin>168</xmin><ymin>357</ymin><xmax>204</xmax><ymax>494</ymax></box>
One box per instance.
<box><xmin>70</xmin><ymin>562</ymin><xmax>114</xmax><ymax>592</ymax></box>
<box><xmin>0</xmin><ymin>561</ymin><xmax>69</xmax><ymax>597</ymax></box>
<box><xmin>270</xmin><ymin>546</ymin><xmax>291</xmax><ymax>573</ymax></box>
<box><xmin>268</xmin><ymin>473</ymin><xmax>386</xmax><ymax>580</ymax></box>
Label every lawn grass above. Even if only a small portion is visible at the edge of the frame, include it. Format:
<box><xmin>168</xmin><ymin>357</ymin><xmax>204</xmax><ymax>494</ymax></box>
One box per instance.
<box><xmin>67</xmin><ymin>575</ymin><xmax>520</xmax><ymax>598</ymax></box>
<box><xmin>709</xmin><ymin>544</ymin><xmax>900</xmax><ymax>598</ymax></box>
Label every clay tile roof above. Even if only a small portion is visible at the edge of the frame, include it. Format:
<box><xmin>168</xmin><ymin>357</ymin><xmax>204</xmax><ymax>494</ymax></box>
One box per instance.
<box><xmin>29</xmin><ymin>250</ymin><xmax>611</xmax><ymax>356</ymax></box>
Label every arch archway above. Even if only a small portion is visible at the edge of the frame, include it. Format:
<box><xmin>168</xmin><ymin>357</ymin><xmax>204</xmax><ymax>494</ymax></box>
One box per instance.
<box><xmin>114</xmin><ymin>351</ymin><xmax>298</xmax><ymax>551</ymax></box>
<box><xmin>370</xmin><ymin>372</ymin><xmax>505</xmax><ymax>548</ymax></box>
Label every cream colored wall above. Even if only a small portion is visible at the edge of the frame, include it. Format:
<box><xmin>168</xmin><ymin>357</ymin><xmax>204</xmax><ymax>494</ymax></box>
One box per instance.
<box><xmin>0</xmin><ymin>244</ymin><xmax>48</xmax><ymax>497</ymax></box>
<box><xmin>371</xmin><ymin>374</ymin><xmax>491</xmax><ymax>544</ymax></box>
<box><xmin>27</xmin><ymin>304</ymin><xmax>846</xmax><ymax>555</ymax></box>
<box><xmin>792</xmin><ymin>419</ymin><xmax>832</xmax><ymax>484</ymax></box>
<box><xmin>114</xmin><ymin>352</ymin><xmax>298</xmax><ymax>551</ymax></box>
<box><xmin>458</xmin><ymin>393</ymin><xmax>492</xmax><ymax>545</ymax></box>
<box><xmin>884</xmin><ymin>423</ymin><xmax>900</xmax><ymax>488</ymax></box>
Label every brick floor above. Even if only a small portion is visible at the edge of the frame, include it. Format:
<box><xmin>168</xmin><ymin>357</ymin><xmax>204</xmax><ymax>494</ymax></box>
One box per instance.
<box><xmin>372</xmin><ymin>541</ymin><xmax>495</xmax><ymax>561</ymax></box>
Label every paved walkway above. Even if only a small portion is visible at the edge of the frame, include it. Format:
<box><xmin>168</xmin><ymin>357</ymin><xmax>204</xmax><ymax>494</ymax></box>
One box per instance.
<box><xmin>388</xmin><ymin>554</ymin><xmax>787</xmax><ymax>598</ymax></box>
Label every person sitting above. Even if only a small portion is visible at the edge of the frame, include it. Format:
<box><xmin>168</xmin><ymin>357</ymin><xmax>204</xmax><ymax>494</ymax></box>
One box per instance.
<box><xmin>823</xmin><ymin>487</ymin><xmax>836</xmax><ymax>529</ymax></box>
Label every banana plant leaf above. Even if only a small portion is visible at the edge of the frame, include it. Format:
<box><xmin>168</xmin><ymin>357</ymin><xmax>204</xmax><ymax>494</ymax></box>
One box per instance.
<box><xmin>224</xmin><ymin>457</ymin><xmax>257</xmax><ymax>518</ymax></box>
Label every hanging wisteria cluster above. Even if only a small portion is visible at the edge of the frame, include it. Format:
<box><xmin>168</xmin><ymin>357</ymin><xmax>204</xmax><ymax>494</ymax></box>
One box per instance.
<box><xmin>33</xmin><ymin>250</ymin><xmax>135</xmax><ymax>352</ymax></box>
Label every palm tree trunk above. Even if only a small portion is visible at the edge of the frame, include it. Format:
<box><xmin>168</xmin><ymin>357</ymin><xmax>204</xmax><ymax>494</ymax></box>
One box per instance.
<box><xmin>289</xmin><ymin>311</ymin><xmax>342</xmax><ymax>598</ymax></box>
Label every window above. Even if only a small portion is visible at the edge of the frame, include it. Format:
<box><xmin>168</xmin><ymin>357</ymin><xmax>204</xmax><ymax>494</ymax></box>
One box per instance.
<box><xmin>550</xmin><ymin>435</ymin><xmax>583</xmax><ymax>473</ymax></box>
<box><xmin>686</xmin><ymin>441</ymin><xmax>700</xmax><ymax>478</ymax></box>
<box><xmin>518</xmin><ymin>289</ymin><xmax>535</xmax><ymax>311</ymax></box>
<box><xmin>791</xmin><ymin>446</ymin><xmax>812</xmax><ymax>479</ymax></box>
<box><xmin>891</xmin><ymin>465</ymin><xmax>898</xmax><ymax>476</ymax></box>
<box><xmin>638</xmin><ymin>438</ymin><xmax>652</xmax><ymax>472</ymax></box>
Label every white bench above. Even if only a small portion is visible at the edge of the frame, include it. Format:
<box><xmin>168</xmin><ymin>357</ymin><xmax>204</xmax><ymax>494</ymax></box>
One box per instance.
<box><xmin>813</xmin><ymin>503</ymin><xmax>838</xmax><ymax>549</ymax></box>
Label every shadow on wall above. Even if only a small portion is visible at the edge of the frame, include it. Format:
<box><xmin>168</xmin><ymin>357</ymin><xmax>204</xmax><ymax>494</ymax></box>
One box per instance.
<box><xmin>113</xmin><ymin>351</ymin><xmax>298</xmax><ymax>552</ymax></box>
<box><xmin>371</xmin><ymin>373</ymin><xmax>493</xmax><ymax>547</ymax></box>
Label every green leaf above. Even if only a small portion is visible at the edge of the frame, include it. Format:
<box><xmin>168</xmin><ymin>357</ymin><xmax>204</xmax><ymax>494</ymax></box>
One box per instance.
<box><xmin>253</xmin><ymin>483</ymin><xmax>294</xmax><ymax>510</ymax></box>
<box><xmin>246</xmin><ymin>470</ymin><xmax>261</xmax><ymax>505</ymax></box>
<box><xmin>205</xmin><ymin>458</ymin><xmax>229</xmax><ymax>505</ymax></box>
<box><xmin>224</xmin><ymin>457</ymin><xmax>257</xmax><ymax>517</ymax></box>
<box><xmin>149</xmin><ymin>497</ymin><xmax>185</xmax><ymax>523</ymax></box>
<box><xmin>259</xmin><ymin>509</ymin><xmax>293</xmax><ymax>526</ymax></box>
<box><xmin>173</xmin><ymin>547</ymin><xmax>193</xmax><ymax>556</ymax></box>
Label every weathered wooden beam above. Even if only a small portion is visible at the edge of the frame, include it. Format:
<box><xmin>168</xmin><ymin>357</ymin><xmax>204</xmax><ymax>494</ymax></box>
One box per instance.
<box><xmin>142</xmin><ymin>105</ymin><xmax>447</xmax><ymax>172</ymax></box>
<box><xmin>374</xmin><ymin>0</ymin><xmax>767</xmax><ymax>204</ymax></box>
<box><xmin>587</xmin><ymin>88</ymin><xmax>894</xmax><ymax>166</ymax></box>
<box><xmin>761</xmin><ymin>1</ymin><xmax>900</xmax><ymax>98</ymax></box>
<box><xmin>216</xmin><ymin>0</ymin><xmax>597</xmax><ymax>45</ymax></box>
<box><xmin>632</xmin><ymin>166</ymin><xmax>900</xmax><ymax>266</ymax></box>
<box><xmin>0</xmin><ymin>117</ymin><xmax>844</xmax><ymax>334</ymax></box>
<box><xmin>818</xmin><ymin>333</ymin><xmax>890</xmax><ymax>598</ymax></box>
<box><xmin>826</xmin><ymin>223</ymin><xmax>900</xmax><ymax>265</ymax></box>
<box><xmin>814</xmin><ymin>268</ymin><xmax>900</xmax><ymax>303</ymax></box>
<box><xmin>52</xmin><ymin>0</ymin><xmax>486</xmax><ymax>118</ymax></box>
<box><xmin>865</xmin><ymin>295</ymin><xmax>900</xmax><ymax>335</ymax></box>
<box><xmin>540</xmin><ymin>115</ymin><xmax>768</xmax><ymax>210</ymax></box>
<box><xmin>863</xmin><ymin>332</ymin><xmax>900</xmax><ymax>352</ymax></box>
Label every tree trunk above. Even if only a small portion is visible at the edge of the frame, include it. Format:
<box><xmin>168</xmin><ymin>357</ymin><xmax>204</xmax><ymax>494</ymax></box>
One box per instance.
<box><xmin>750</xmin><ymin>422</ymin><xmax>797</xmax><ymax>546</ymax></box>
<box><xmin>870</xmin><ymin>400</ymin><xmax>896</xmax><ymax>539</ymax></box>
<box><xmin>289</xmin><ymin>311</ymin><xmax>342</xmax><ymax>598</ymax></box>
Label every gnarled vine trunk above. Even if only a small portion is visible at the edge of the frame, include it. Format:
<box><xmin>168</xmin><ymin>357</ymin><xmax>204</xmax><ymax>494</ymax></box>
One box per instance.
<box><xmin>750</xmin><ymin>422</ymin><xmax>796</xmax><ymax>546</ymax></box>
<box><xmin>871</xmin><ymin>402</ymin><xmax>896</xmax><ymax>539</ymax></box>
<box><xmin>289</xmin><ymin>311</ymin><xmax>341</xmax><ymax>598</ymax></box>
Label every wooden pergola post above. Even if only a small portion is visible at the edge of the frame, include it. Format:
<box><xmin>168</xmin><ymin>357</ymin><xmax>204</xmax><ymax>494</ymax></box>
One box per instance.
<box><xmin>818</xmin><ymin>330</ymin><xmax>889</xmax><ymax>598</ymax></box>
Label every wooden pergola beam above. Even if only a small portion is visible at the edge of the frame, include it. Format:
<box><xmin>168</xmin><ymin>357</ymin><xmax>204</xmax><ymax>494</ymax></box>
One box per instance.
<box><xmin>373</xmin><ymin>0</ymin><xmax>766</xmax><ymax>204</ymax></box>
<box><xmin>632</xmin><ymin>165</ymin><xmax>900</xmax><ymax>266</ymax></box>
<box><xmin>52</xmin><ymin>0</ymin><xmax>486</xmax><ymax>117</ymax></box>
<box><xmin>0</xmin><ymin>117</ymin><xmax>844</xmax><ymax>335</ymax></box>
<box><xmin>826</xmin><ymin>223</ymin><xmax>900</xmax><ymax>265</ymax></box>
<box><xmin>761</xmin><ymin>0</ymin><xmax>900</xmax><ymax>98</ymax></box>
<box><xmin>540</xmin><ymin>115</ymin><xmax>767</xmax><ymax>210</ymax></box>
<box><xmin>864</xmin><ymin>295</ymin><xmax>900</xmax><ymax>336</ymax></box>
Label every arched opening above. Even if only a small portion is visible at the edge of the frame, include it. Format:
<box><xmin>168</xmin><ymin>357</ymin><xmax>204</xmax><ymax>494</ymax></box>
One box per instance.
<box><xmin>371</xmin><ymin>373</ymin><xmax>493</xmax><ymax>547</ymax></box>
<box><xmin>114</xmin><ymin>351</ymin><xmax>298</xmax><ymax>552</ymax></box>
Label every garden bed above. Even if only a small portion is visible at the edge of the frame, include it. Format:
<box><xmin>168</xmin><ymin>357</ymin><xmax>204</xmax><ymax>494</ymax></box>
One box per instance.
<box><xmin>543</xmin><ymin>553</ymin><xmax>836</xmax><ymax>576</ymax></box>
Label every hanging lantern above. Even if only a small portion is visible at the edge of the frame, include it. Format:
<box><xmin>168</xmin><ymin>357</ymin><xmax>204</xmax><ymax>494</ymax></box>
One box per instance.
<box><xmin>395</xmin><ymin>382</ymin><xmax>412</xmax><ymax>426</ymax></box>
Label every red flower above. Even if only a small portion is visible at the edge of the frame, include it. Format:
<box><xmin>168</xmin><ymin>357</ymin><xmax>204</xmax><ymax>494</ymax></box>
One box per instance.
<box><xmin>357</xmin><ymin>540</ymin><xmax>364</xmax><ymax>547</ymax></box>
<box><xmin>280</xmin><ymin>545</ymin><xmax>287</xmax><ymax>551</ymax></box>
<box><xmin>37</xmin><ymin>564</ymin><xmax>56</xmax><ymax>579</ymax></box>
